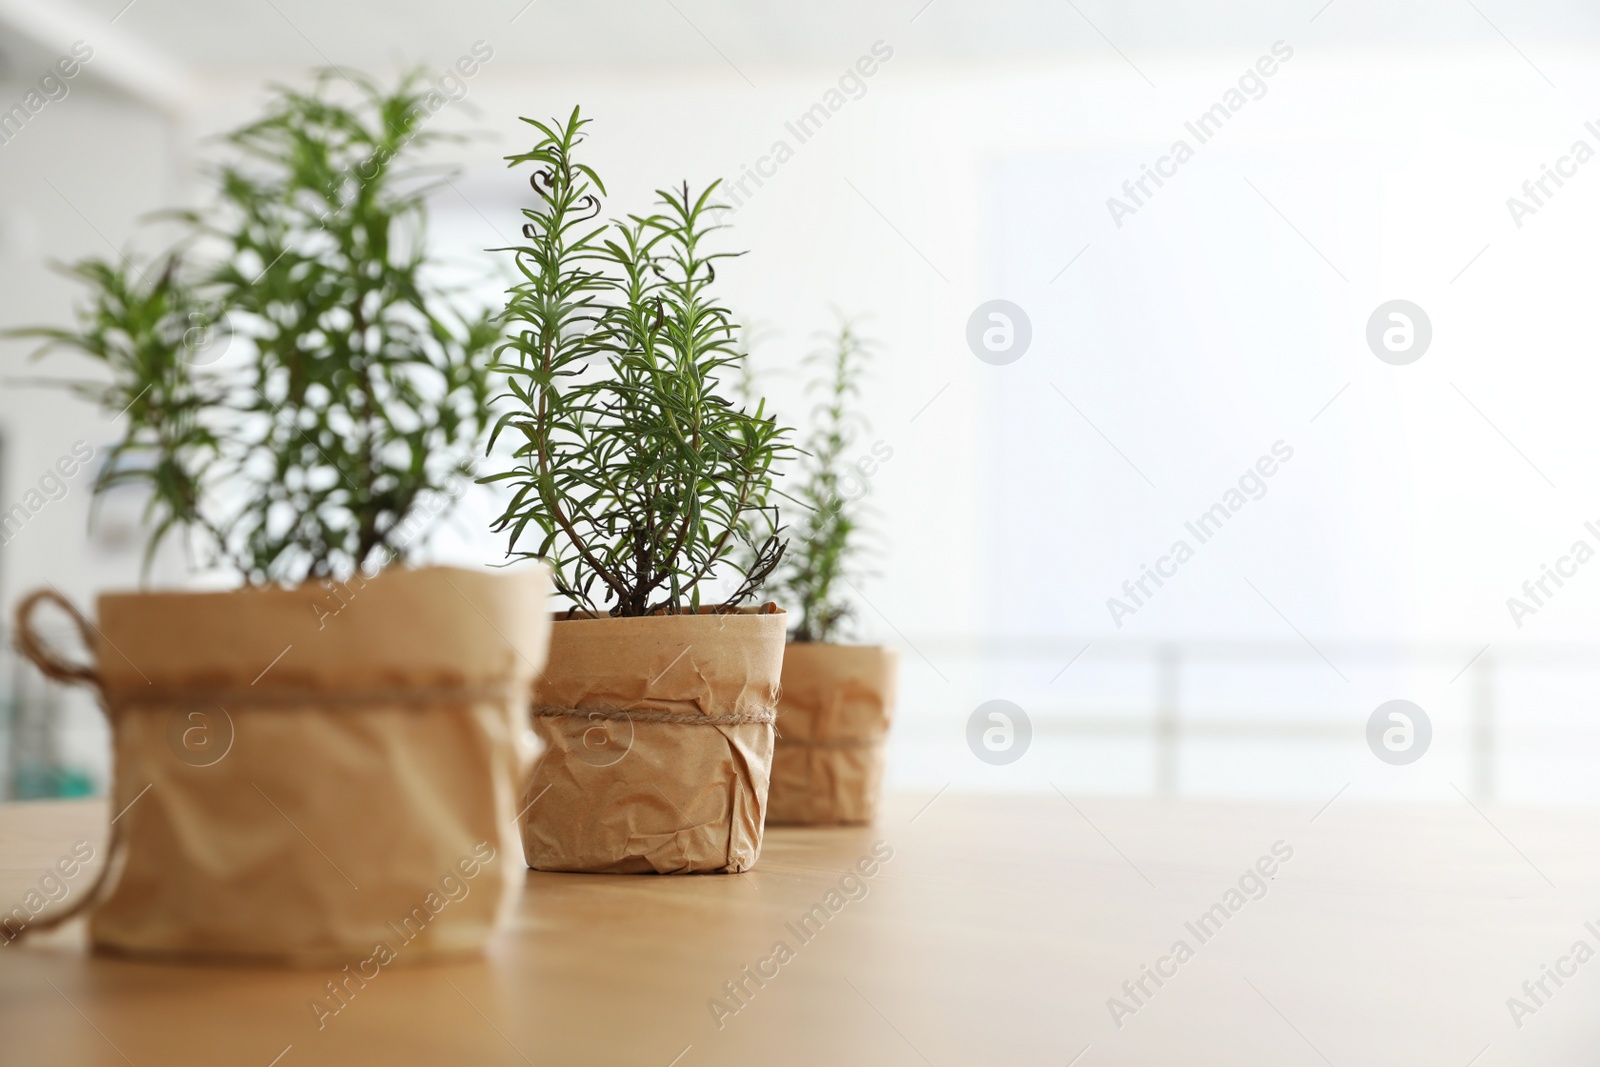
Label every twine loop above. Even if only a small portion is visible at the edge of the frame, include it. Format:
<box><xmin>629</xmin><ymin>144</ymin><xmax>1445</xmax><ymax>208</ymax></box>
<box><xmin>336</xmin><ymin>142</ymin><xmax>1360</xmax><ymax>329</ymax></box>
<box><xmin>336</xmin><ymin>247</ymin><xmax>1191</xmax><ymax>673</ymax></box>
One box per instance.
<box><xmin>13</xmin><ymin>588</ymin><xmax>100</xmax><ymax>691</ymax></box>
<box><xmin>5</xmin><ymin>589</ymin><xmax>117</xmax><ymax>943</ymax></box>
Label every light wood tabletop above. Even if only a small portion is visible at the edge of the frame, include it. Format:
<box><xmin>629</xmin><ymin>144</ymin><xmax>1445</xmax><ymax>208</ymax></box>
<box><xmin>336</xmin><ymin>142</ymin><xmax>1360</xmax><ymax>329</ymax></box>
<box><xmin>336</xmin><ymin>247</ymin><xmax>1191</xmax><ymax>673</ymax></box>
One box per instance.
<box><xmin>0</xmin><ymin>792</ymin><xmax>1596</xmax><ymax>1066</ymax></box>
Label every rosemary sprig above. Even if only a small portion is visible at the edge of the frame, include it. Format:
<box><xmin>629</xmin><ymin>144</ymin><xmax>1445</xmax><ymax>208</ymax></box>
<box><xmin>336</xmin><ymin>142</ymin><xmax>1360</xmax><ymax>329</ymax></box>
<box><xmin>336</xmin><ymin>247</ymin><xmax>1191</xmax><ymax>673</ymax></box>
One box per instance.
<box><xmin>485</xmin><ymin>108</ymin><xmax>791</xmax><ymax>616</ymax></box>
<box><xmin>11</xmin><ymin>70</ymin><xmax>495</xmax><ymax>584</ymax></box>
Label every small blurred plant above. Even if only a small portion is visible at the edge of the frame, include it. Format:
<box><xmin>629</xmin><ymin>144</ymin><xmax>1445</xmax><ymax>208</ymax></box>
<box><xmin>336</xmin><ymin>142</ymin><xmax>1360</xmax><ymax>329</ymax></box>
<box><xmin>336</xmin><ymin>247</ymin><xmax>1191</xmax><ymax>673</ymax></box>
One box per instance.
<box><xmin>485</xmin><ymin>108</ymin><xmax>792</xmax><ymax>616</ymax></box>
<box><xmin>11</xmin><ymin>71</ymin><xmax>495</xmax><ymax>583</ymax></box>
<box><xmin>753</xmin><ymin>321</ymin><xmax>878</xmax><ymax>643</ymax></box>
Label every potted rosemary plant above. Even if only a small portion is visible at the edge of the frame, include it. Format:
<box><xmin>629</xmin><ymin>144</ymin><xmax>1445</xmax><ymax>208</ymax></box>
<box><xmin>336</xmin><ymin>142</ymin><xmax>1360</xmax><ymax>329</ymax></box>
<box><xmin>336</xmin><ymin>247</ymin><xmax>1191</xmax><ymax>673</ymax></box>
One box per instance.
<box><xmin>7</xmin><ymin>72</ymin><xmax>549</xmax><ymax>964</ymax></box>
<box><xmin>488</xmin><ymin>109</ymin><xmax>791</xmax><ymax>874</ymax></box>
<box><xmin>759</xmin><ymin>322</ymin><xmax>899</xmax><ymax>825</ymax></box>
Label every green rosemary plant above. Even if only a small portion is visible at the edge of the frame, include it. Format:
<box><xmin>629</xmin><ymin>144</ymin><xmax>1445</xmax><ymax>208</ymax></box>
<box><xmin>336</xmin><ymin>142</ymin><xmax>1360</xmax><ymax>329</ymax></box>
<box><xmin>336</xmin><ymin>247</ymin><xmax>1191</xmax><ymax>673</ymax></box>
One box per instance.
<box><xmin>486</xmin><ymin>108</ymin><xmax>790</xmax><ymax>616</ymax></box>
<box><xmin>762</xmin><ymin>322</ymin><xmax>878</xmax><ymax>643</ymax></box>
<box><xmin>13</xmin><ymin>71</ymin><xmax>495</xmax><ymax>583</ymax></box>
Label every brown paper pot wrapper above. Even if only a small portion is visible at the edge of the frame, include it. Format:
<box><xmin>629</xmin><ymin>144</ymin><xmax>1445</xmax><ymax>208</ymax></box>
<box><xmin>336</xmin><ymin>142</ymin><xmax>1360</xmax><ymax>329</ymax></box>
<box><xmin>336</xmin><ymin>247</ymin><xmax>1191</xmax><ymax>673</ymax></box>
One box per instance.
<box><xmin>521</xmin><ymin>606</ymin><xmax>786</xmax><ymax>874</ymax></box>
<box><xmin>11</xmin><ymin>565</ymin><xmax>549</xmax><ymax>967</ymax></box>
<box><xmin>766</xmin><ymin>643</ymin><xmax>899</xmax><ymax>826</ymax></box>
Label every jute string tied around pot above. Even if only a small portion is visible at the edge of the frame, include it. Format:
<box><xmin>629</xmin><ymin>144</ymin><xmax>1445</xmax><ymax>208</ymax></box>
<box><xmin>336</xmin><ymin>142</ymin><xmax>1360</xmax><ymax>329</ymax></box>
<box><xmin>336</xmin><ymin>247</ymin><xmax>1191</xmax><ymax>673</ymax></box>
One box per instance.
<box><xmin>531</xmin><ymin>704</ymin><xmax>775</xmax><ymax>727</ymax></box>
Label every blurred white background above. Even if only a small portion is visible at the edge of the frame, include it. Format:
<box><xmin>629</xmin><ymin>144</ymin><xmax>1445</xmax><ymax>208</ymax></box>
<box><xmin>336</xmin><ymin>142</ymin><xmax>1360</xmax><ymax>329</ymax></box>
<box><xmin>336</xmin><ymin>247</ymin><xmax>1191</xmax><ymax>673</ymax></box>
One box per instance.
<box><xmin>3</xmin><ymin>0</ymin><xmax>1600</xmax><ymax>804</ymax></box>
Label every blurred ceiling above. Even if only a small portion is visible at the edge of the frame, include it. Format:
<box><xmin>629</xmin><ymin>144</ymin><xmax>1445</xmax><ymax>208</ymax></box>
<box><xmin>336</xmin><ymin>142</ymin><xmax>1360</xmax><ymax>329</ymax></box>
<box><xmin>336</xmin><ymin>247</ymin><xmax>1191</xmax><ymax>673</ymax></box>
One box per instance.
<box><xmin>0</xmin><ymin>0</ymin><xmax>1596</xmax><ymax>102</ymax></box>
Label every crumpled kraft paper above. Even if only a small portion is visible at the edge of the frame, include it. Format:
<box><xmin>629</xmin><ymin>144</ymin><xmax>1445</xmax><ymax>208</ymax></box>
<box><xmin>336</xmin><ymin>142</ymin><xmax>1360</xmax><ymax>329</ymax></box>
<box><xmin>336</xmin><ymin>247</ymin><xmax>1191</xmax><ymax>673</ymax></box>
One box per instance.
<box><xmin>766</xmin><ymin>643</ymin><xmax>899</xmax><ymax>826</ymax></box>
<box><xmin>18</xmin><ymin>565</ymin><xmax>549</xmax><ymax>966</ymax></box>
<box><xmin>520</xmin><ymin>605</ymin><xmax>786</xmax><ymax>874</ymax></box>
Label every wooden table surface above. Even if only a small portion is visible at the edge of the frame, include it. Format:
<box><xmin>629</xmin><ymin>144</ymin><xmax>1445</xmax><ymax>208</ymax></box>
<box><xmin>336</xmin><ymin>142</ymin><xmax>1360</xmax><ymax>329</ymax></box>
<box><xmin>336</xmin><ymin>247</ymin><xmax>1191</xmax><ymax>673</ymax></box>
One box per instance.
<box><xmin>0</xmin><ymin>792</ymin><xmax>1596</xmax><ymax>1066</ymax></box>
